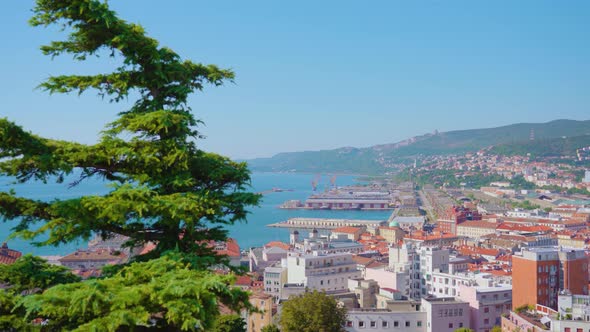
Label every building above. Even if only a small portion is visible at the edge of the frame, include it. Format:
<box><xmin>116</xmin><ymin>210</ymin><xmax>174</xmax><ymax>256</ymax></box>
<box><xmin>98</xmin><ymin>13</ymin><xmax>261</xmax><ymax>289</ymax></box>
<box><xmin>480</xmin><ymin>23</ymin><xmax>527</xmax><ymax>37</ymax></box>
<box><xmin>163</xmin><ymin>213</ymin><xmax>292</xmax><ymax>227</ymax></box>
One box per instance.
<box><xmin>421</xmin><ymin>297</ymin><xmax>470</xmax><ymax>332</ymax></box>
<box><xmin>332</xmin><ymin>226</ymin><xmax>364</xmax><ymax>241</ymax></box>
<box><xmin>379</xmin><ymin>222</ymin><xmax>405</xmax><ymax>243</ymax></box>
<box><xmin>263</xmin><ymin>261</ymin><xmax>288</xmax><ymax>301</ymax></box>
<box><xmin>285</xmin><ymin>251</ymin><xmax>361</xmax><ymax>293</ymax></box>
<box><xmin>512</xmin><ymin>247</ymin><xmax>589</xmax><ymax>310</ymax></box>
<box><xmin>456</xmin><ymin>221</ymin><xmax>497</xmax><ymax>238</ymax></box>
<box><xmin>59</xmin><ymin>249</ymin><xmax>127</xmax><ymax>270</ymax></box>
<box><xmin>502</xmin><ymin>310</ymin><xmax>550</xmax><ymax>332</ymax></box>
<box><xmin>345</xmin><ymin>308</ymin><xmax>426</xmax><ymax>332</ymax></box>
<box><xmin>247</xmin><ymin>292</ymin><xmax>274</xmax><ymax>332</ymax></box>
<box><xmin>345</xmin><ymin>307</ymin><xmax>425</xmax><ymax>331</ymax></box>
<box><xmin>348</xmin><ymin>279</ymin><xmax>380</xmax><ymax>308</ymax></box>
<box><xmin>0</xmin><ymin>243</ymin><xmax>22</xmax><ymax>264</ymax></box>
<box><xmin>458</xmin><ymin>285</ymin><xmax>512</xmax><ymax>332</ymax></box>
<box><xmin>437</xmin><ymin>206</ymin><xmax>482</xmax><ymax>235</ymax></box>
<box><xmin>551</xmin><ymin>292</ymin><xmax>590</xmax><ymax>332</ymax></box>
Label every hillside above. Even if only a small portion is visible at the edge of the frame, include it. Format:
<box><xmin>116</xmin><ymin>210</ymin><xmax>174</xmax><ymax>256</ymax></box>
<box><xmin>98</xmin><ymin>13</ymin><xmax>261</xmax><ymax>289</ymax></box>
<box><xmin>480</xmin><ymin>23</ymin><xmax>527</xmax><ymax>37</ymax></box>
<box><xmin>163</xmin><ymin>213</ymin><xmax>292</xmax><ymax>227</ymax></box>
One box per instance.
<box><xmin>247</xmin><ymin>119</ymin><xmax>590</xmax><ymax>174</ymax></box>
<box><xmin>489</xmin><ymin>134</ymin><xmax>590</xmax><ymax>157</ymax></box>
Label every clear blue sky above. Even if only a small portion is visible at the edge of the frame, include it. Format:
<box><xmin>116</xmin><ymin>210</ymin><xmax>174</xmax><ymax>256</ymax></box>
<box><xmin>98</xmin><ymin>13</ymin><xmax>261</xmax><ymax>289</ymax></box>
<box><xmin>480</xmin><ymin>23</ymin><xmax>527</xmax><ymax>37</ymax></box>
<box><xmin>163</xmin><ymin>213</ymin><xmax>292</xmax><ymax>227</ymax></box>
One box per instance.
<box><xmin>2</xmin><ymin>1</ymin><xmax>589</xmax><ymax>159</ymax></box>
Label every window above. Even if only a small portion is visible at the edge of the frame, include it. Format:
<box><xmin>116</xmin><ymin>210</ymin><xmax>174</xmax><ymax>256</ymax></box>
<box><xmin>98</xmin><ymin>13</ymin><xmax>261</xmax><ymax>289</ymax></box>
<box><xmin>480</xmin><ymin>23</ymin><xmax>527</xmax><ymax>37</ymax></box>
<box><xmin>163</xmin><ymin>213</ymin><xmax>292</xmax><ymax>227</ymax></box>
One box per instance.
<box><xmin>394</xmin><ymin>321</ymin><xmax>399</xmax><ymax>327</ymax></box>
<box><xmin>359</xmin><ymin>321</ymin><xmax>365</xmax><ymax>328</ymax></box>
<box><xmin>405</xmin><ymin>321</ymin><xmax>410</xmax><ymax>327</ymax></box>
<box><xmin>484</xmin><ymin>307</ymin><xmax>489</xmax><ymax>313</ymax></box>
<box><xmin>382</xmin><ymin>321</ymin><xmax>388</xmax><ymax>328</ymax></box>
<box><xmin>320</xmin><ymin>280</ymin><xmax>323</xmax><ymax>285</ymax></box>
<box><xmin>449</xmin><ymin>323</ymin><xmax>454</xmax><ymax>329</ymax></box>
<box><xmin>346</xmin><ymin>321</ymin><xmax>353</xmax><ymax>327</ymax></box>
<box><xmin>417</xmin><ymin>321</ymin><xmax>422</xmax><ymax>327</ymax></box>
<box><xmin>484</xmin><ymin>318</ymin><xmax>489</xmax><ymax>325</ymax></box>
<box><xmin>459</xmin><ymin>323</ymin><xmax>464</xmax><ymax>328</ymax></box>
<box><xmin>576</xmin><ymin>329</ymin><xmax>582</xmax><ymax>332</ymax></box>
<box><xmin>370</xmin><ymin>321</ymin><xmax>376</xmax><ymax>328</ymax></box>
<box><xmin>564</xmin><ymin>328</ymin><xmax>570</xmax><ymax>332</ymax></box>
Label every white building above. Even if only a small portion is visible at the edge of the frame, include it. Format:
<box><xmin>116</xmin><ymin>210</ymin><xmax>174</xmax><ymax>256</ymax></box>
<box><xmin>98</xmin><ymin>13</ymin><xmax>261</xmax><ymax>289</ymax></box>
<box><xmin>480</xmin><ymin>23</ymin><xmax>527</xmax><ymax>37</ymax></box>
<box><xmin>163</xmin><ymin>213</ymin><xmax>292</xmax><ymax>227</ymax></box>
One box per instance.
<box><xmin>263</xmin><ymin>260</ymin><xmax>288</xmax><ymax>301</ymax></box>
<box><xmin>286</xmin><ymin>251</ymin><xmax>361</xmax><ymax>293</ymax></box>
<box><xmin>345</xmin><ymin>308</ymin><xmax>426</xmax><ymax>332</ymax></box>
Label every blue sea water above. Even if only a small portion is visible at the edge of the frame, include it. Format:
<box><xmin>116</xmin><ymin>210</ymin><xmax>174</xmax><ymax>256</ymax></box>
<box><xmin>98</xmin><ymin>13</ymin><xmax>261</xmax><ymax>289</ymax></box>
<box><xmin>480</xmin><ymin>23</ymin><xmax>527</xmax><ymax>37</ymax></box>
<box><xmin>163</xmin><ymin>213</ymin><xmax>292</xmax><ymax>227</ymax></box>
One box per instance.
<box><xmin>0</xmin><ymin>173</ymin><xmax>391</xmax><ymax>255</ymax></box>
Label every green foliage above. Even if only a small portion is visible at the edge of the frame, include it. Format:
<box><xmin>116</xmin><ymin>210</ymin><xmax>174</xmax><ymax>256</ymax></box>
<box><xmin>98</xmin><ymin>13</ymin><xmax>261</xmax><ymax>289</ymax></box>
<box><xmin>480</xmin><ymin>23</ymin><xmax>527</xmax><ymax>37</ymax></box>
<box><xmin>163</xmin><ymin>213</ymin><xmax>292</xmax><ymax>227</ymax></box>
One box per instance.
<box><xmin>279</xmin><ymin>291</ymin><xmax>347</xmax><ymax>332</ymax></box>
<box><xmin>394</xmin><ymin>168</ymin><xmax>508</xmax><ymax>188</ymax></box>
<box><xmin>0</xmin><ymin>254</ymin><xmax>80</xmax><ymax>294</ymax></box>
<box><xmin>17</xmin><ymin>253</ymin><xmax>252</xmax><ymax>331</ymax></box>
<box><xmin>511</xmin><ymin>200</ymin><xmax>541</xmax><ymax>210</ymax></box>
<box><xmin>454</xmin><ymin>329</ymin><xmax>474</xmax><ymax>332</ymax></box>
<box><xmin>490</xmin><ymin>135</ymin><xmax>590</xmax><ymax>158</ymax></box>
<box><xmin>0</xmin><ymin>0</ymin><xmax>260</xmax><ymax>330</ymax></box>
<box><xmin>510</xmin><ymin>175</ymin><xmax>536</xmax><ymax>190</ymax></box>
<box><xmin>261</xmin><ymin>325</ymin><xmax>281</xmax><ymax>332</ymax></box>
<box><xmin>213</xmin><ymin>314</ymin><xmax>247</xmax><ymax>332</ymax></box>
<box><xmin>0</xmin><ymin>0</ymin><xmax>260</xmax><ymax>267</ymax></box>
<box><xmin>491</xmin><ymin>326</ymin><xmax>502</xmax><ymax>332</ymax></box>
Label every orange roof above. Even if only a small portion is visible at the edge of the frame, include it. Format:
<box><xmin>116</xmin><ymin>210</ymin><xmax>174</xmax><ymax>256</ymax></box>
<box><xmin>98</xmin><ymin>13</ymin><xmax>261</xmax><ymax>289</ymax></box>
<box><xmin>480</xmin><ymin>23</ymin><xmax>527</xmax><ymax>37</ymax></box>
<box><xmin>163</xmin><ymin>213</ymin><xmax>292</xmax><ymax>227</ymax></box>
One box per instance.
<box><xmin>140</xmin><ymin>242</ymin><xmax>157</xmax><ymax>255</ymax></box>
<box><xmin>235</xmin><ymin>275</ymin><xmax>253</xmax><ymax>287</ymax></box>
<box><xmin>497</xmin><ymin>223</ymin><xmax>552</xmax><ymax>233</ymax></box>
<box><xmin>215</xmin><ymin>238</ymin><xmax>241</xmax><ymax>257</ymax></box>
<box><xmin>333</xmin><ymin>226</ymin><xmax>362</xmax><ymax>234</ymax></box>
<box><xmin>0</xmin><ymin>243</ymin><xmax>22</xmax><ymax>265</ymax></box>
<box><xmin>264</xmin><ymin>241</ymin><xmax>290</xmax><ymax>251</ymax></box>
<box><xmin>352</xmin><ymin>255</ymin><xmax>375</xmax><ymax>266</ymax></box>
<box><xmin>457</xmin><ymin>245</ymin><xmax>502</xmax><ymax>258</ymax></box>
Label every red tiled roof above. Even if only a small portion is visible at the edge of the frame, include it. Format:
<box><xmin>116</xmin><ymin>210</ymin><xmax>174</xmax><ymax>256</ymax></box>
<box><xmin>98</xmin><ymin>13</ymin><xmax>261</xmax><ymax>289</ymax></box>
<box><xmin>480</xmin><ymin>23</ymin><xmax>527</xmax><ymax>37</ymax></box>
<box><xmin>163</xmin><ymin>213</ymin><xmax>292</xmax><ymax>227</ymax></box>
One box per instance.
<box><xmin>0</xmin><ymin>243</ymin><xmax>22</xmax><ymax>265</ymax></box>
<box><xmin>235</xmin><ymin>275</ymin><xmax>253</xmax><ymax>287</ymax></box>
<box><xmin>219</xmin><ymin>238</ymin><xmax>241</xmax><ymax>257</ymax></box>
<box><xmin>332</xmin><ymin>226</ymin><xmax>362</xmax><ymax>234</ymax></box>
<box><xmin>264</xmin><ymin>241</ymin><xmax>290</xmax><ymax>251</ymax></box>
<box><xmin>352</xmin><ymin>255</ymin><xmax>375</xmax><ymax>266</ymax></box>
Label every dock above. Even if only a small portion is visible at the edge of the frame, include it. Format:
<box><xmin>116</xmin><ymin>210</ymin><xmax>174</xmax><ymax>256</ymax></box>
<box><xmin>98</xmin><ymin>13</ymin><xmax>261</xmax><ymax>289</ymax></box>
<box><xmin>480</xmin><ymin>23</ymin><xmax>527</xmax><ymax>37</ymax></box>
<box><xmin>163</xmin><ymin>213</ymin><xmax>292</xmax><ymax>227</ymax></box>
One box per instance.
<box><xmin>267</xmin><ymin>217</ymin><xmax>387</xmax><ymax>230</ymax></box>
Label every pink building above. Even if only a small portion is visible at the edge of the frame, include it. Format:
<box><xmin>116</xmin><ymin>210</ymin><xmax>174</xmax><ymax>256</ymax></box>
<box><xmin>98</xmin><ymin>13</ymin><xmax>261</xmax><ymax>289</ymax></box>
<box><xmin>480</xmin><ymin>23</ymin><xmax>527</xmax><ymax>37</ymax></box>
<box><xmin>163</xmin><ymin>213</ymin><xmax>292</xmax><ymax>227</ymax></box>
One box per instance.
<box><xmin>458</xmin><ymin>284</ymin><xmax>512</xmax><ymax>332</ymax></box>
<box><xmin>421</xmin><ymin>297</ymin><xmax>470</xmax><ymax>332</ymax></box>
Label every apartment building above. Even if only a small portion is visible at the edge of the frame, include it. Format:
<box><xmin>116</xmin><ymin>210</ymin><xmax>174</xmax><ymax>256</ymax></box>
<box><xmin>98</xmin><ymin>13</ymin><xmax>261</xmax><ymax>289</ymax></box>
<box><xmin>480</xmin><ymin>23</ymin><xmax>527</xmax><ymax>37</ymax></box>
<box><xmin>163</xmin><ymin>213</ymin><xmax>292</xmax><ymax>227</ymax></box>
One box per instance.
<box><xmin>512</xmin><ymin>247</ymin><xmax>589</xmax><ymax>310</ymax></box>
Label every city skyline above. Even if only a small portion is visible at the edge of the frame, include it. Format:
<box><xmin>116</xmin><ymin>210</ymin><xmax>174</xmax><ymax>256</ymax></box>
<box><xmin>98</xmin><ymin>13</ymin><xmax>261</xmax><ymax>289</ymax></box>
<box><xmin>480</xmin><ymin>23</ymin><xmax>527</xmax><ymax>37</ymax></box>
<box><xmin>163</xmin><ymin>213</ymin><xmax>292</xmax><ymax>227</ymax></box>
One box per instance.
<box><xmin>2</xmin><ymin>1</ymin><xmax>590</xmax><ymax>159</ymax></box>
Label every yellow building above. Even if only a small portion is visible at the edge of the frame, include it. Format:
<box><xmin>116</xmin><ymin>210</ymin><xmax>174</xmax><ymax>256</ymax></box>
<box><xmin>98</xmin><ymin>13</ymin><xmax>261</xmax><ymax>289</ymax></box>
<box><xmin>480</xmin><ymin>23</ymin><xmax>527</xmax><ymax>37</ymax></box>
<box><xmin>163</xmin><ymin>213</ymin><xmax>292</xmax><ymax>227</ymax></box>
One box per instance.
<box><xmin>378</xmin><ymin>222</ymin><xmax>405</xmax><ymax>243</ymax></box>
<box><xmin>248</xmin><ymin>292</ymin><xmax>274</xmax><ymax>332</ymax></box>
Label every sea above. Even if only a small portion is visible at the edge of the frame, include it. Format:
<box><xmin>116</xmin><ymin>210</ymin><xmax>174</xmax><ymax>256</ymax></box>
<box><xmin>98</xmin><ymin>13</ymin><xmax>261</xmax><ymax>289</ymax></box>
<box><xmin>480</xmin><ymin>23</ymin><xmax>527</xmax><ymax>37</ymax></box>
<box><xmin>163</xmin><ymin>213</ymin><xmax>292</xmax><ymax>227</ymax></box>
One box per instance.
<box><xmin>0</xmin><ymin>172</ymin><xmax>391</xmax><ymax>256</ymax></box>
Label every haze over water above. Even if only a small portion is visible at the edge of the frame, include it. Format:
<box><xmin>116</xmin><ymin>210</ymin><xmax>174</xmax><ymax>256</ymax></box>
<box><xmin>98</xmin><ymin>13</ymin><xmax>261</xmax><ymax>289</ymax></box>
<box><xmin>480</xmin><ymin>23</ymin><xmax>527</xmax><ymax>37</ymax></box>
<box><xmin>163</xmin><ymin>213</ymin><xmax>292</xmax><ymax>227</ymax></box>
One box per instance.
<box><xmin>0</xmin><ymin>172</ymin><xmax>391</xmax><ymax>255</ymax></box>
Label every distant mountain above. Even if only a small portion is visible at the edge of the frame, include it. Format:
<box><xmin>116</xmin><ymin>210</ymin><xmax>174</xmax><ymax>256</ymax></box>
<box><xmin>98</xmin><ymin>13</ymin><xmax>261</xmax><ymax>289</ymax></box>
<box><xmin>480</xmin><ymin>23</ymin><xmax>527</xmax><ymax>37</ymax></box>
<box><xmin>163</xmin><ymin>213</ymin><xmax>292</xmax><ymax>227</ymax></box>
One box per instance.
<box><xmin>247</xmin><ymin>119</ymin><xmax>590</xmax><ymax>174</ymax></box>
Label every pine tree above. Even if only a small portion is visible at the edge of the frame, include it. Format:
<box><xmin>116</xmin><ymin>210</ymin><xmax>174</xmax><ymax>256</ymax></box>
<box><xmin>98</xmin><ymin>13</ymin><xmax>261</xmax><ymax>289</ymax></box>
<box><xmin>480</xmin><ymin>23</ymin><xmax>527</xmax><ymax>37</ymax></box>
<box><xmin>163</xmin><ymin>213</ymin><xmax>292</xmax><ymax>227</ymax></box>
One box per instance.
<box><xmin>0</xmin><ymin>0</ymin><xmax>260</xmax><ymax>330</ymax></box>
<box><xmin>0</xmin><ymin>0</ymin><xmax>260</xmax><ymax>268</ymax></box>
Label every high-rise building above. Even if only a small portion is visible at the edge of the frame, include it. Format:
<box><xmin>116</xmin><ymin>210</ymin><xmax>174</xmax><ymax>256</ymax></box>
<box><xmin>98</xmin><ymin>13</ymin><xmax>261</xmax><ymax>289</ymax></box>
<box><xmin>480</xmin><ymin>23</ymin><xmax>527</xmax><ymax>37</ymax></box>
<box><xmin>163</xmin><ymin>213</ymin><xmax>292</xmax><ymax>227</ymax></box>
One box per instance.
<box><xmin>512</xmin><ymin>247</ymin><xmax>588</xmax><ymax>310</ymax></box>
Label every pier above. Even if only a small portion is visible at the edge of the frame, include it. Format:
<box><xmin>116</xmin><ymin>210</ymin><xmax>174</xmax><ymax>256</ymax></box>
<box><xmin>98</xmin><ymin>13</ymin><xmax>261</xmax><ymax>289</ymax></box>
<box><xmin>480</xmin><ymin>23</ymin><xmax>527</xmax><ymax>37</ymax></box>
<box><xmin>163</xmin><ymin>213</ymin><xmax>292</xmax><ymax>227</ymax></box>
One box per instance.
<box><xmin>267</xmin><ymin>217</ymin><xmax>387</xmax><ymax>230</ymax></box>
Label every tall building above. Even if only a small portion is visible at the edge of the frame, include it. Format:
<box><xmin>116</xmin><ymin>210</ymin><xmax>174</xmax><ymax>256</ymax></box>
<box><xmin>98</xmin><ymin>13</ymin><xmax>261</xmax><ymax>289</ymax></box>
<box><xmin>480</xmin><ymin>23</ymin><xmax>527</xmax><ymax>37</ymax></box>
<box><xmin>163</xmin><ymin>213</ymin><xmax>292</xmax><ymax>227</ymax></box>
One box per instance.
<box><xmin>584</xmin><ymin>170</ymin><xmax>590</xmax><ymax>183</ymax></box>
<box><xmin>512</xmin><ymin>247</ymin><xmax>588</xmax><ymax>310</ymax></box>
